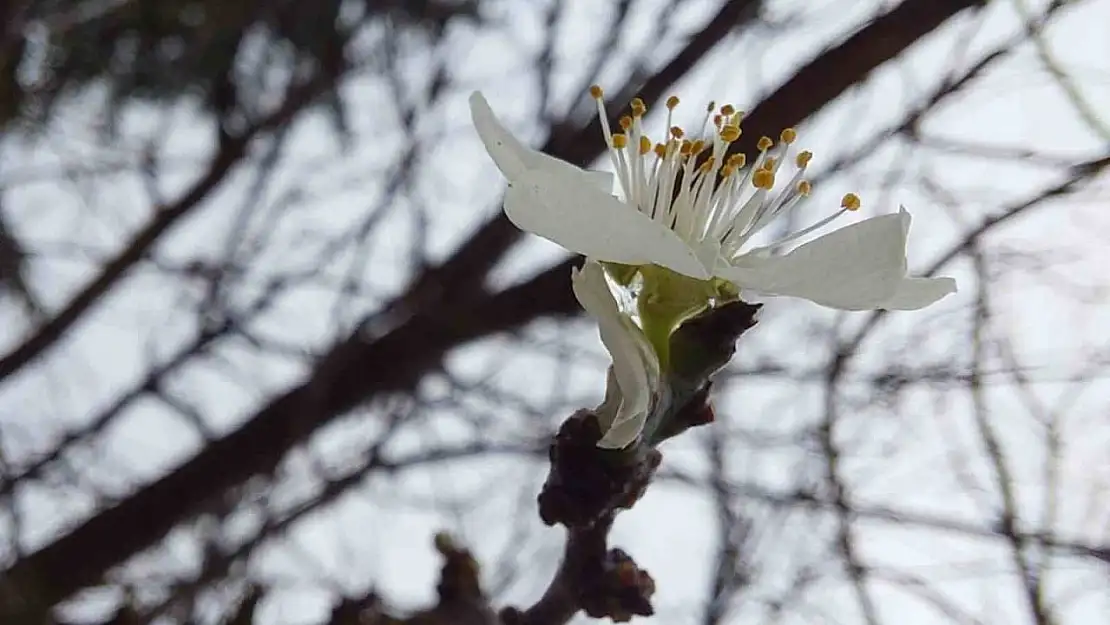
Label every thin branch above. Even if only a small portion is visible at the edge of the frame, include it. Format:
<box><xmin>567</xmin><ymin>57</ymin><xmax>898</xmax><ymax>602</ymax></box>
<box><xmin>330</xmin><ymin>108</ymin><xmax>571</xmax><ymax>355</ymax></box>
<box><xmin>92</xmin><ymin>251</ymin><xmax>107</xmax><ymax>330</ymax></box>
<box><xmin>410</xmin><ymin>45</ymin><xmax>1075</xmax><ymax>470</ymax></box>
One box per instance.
<box><xmin>1011</xmin><ymin>0</ymin><xmax>1110</xmax><ymax>141</ymax></box>
<box><xmin>702</xmin><ymin>433</ymin><xmax>748</xmax><ymax>625</ymax></box>
<box><xmin>967</xmin><ymin>246</ymin><xmax>1054</xmax><ymax>625</ymax></box>
<box><xmin>0</xmin><ymin>70</ymin><xmax>340</xmax><ymax>384</ymax></box>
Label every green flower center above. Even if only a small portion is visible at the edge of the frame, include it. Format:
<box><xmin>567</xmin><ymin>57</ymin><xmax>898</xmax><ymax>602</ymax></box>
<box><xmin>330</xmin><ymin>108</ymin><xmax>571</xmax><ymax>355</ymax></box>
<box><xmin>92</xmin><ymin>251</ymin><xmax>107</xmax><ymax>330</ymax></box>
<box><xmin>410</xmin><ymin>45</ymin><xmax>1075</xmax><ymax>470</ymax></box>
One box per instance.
<box><xmin>604</xmin><ymin>262</ymin><xmax>739</xmax><ymax>369</ymax></box>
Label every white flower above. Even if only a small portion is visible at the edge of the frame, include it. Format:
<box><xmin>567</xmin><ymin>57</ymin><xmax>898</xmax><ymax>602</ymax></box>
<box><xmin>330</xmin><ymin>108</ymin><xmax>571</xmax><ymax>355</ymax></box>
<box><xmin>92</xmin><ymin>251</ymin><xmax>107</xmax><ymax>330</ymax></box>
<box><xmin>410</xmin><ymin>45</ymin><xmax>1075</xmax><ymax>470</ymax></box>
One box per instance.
<box><xmin>572</xmin><ymin>260</ymin><xmax>660</xmax><ymax>449</ymax></box>
<box><xmin>470</xmin><ymin>89</ymin><xmax>956</xmax><ymax>311</ymax></box>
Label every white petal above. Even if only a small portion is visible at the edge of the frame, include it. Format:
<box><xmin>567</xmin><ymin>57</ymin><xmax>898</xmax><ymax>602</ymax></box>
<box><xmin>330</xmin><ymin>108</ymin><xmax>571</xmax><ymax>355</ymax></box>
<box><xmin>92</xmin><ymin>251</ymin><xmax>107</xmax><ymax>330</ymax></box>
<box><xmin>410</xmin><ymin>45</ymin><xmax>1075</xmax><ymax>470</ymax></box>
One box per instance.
<box><xmin>598</xmin><ymin>408</ymin><xmax>649</xmax><ymax>449</ymax></box>
<box><xmin>468</xmin><ymin>91</ymin><xmax>611</xmax><ymax>190</ymax></box>
<box><xmin>720</xmin><ymin>211</ymin><xmax>911</xmax><ymax>310</ymax></box>
<box><xmin>572</xmin><ymin>262</ymin><xmax>651</xmax><ymax>405</ymax></box>
<box><xmin>507</xmin><ymin>168</ymin><xmax>711</xmax><ymax>279</ymax></box>
<box><xmin>879</xmin><ymin>276</ymin><xmax>957</xmax><ymax>310</ymax></box>
<box><xmin>572</xmin><ymin>262</ymin><xmax>657</xmax><ymax>448</ymax></box>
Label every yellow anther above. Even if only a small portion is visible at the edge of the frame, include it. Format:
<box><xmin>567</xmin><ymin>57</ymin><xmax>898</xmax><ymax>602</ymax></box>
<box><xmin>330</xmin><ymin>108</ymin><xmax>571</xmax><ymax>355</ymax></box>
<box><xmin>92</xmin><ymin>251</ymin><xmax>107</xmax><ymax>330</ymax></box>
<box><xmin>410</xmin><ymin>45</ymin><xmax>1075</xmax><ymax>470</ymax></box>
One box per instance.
<box><xmin>757</xmin><ymin>136</ymin><xmax>774</xmax><ymax>151</ymax></box>
<box><xmin>639</xmin><ymin>135</ymin><xmax>652</xmax><ymax>155</ymax></box>
<box><xmin>679</xmin><ymin>140</ymin><xmax>692</xmax><ymax>156</ymax></box>
<box><xmin>619</xmin><ymin>115</ymin><xmax>632</xmax><ymax>131</ymax></box>
<box><xmin>720</xmin><ymin>104</ymin><xmax>736</xmax><ymax>117</ymax></box>
<box><xmin>434</xmin><ymin>532</ymin><xmax>456</xmax><ymax>553</ymax></box>
<box><xmin>666</xmin><ymin>96</ymin><xmax>680</xmax><ymax>110</ymax></box>
<box><xmin>720</xmin><ymin>165</ymin><xmax>735</xmax><ymax>178</ymax></box>
<box><xmin>630</xmin><ymin>98</ymin><xmax>646</xmax><ymax>116</ymax></box>
<box><xmin>698</xmin><ymin>157</ymin><xmax>716</xmax><ymax>174</ymax></box>
<box><xmin>727</xmin><ymin>153</ymin><xmax>746</xmax><ymax>168</ymax></box>
<box><xmin>720</xmin><ymin>125</ymin><xmax>741</xmax><ymax>142</ymax></box>
<box><xmin>797</xmin><ymin>180</ymin><xmax>812</xmax><ymax>196</ymax></box>
<box><xmin>841</xmin><ymin>193</ymin><xmax>862</xmax><ymax>211</ymax></box>
<box><xmin>795</xmin><ymin>151</ymin><xmax>813</xmax><ymax>168</ymax></box>
<box><xmin>670</xmin><ymin>126</ymin><xmax>685</xmax><ymax>139</ymax></box>
<box><xmin>690</xmin><ymin>139</ymin><xmax>706</xmax><ymax>154</ymax></box>
<box><xmin>612</xmin><ymin>133</ymin><xmax>628</xmax><ymax>149</ymax></box>
<box><xmin>780</xmin><ymin>128</ymin><xmax>797</xmax><ymax>144</ymax></box>
<box><xmin>653</xmin><ymin>143</ymin><xmax>667</xmax><ymax>158</ymax></box>
<box><xmin>760</xmin><ymin>157</ymin><xmax>777</xmax><ymax>171</ymax></box>
<box><xmin>589</xmin><ymin>85</ymin><xmax>604</xmax><ymax>99</ymax></box>
<box><xmin>752</xmin><ymin>169</ymin><xmax>776</xmax><ymax>189</ymax></box>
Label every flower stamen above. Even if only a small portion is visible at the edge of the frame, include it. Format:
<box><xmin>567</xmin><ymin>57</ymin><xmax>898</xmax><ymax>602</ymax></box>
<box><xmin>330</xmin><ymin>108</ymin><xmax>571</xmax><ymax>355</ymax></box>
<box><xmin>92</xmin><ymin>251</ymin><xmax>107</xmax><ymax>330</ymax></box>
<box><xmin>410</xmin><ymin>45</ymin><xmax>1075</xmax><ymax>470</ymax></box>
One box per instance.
<box><xmin>841</xmin><ymin>193</ymin><xmax>862</xmax><ymax>211</ymax></box>
<box><xmin>752</xmin><ymin>169</ymin><xmax>775</xmax><ymax>190</ymax></box>
<box><xmin>588</xmin><ymin>87</ymin><xmax>868</xmax><ymax>271</ymax></box>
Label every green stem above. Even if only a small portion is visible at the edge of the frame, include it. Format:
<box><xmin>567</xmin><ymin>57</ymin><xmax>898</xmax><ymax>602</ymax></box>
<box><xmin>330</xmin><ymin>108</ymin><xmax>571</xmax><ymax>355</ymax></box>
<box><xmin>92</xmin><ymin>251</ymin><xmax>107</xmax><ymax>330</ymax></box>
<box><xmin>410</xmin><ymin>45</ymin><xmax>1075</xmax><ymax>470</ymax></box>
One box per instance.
<box><xmin>639</xmin><ymin>311</ymin><xmax>673</xmax><ymax>371</ymax></box>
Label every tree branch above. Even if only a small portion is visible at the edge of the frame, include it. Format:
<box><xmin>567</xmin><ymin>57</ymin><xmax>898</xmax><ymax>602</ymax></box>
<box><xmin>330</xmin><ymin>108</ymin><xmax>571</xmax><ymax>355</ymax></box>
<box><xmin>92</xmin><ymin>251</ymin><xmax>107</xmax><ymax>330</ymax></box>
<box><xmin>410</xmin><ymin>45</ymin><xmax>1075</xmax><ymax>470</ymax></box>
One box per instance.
<box><xmin>0</xmin><ymin>71</ymin><xmax>341</xmax><ymax>384</ymax></box>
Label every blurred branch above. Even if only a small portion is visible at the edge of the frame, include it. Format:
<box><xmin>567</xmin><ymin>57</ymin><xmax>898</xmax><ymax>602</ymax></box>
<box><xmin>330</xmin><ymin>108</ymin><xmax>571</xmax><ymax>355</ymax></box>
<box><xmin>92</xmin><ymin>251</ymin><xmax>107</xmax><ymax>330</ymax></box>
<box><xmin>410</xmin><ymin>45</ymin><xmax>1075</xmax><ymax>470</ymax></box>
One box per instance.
<box><xmin>0</xmin><ymin>260</ymin><xmax>582</xmax><ymax>621</ymax></box>
<box><xmin>812</xmin><ymin>150</ymin><xmax>1110</xmax><ymax>625</ymax></box>
<box><xmin>968</xmin><ymin>247</ymin><xmax>1054</xmax><ymax>625</ymax></box>
<box><xmin>702</xmin><ymin>435</ymin><xmax>749</xmax><ymax>625</ymax></box>
<box><xmin>659</xmin><ymin>466</ymin><xmax>1110</xmax><ymax>562</ymax></box>
<box><xmin>818</xmin><ymin>392</ymin><xmax>881</xmax><ymax>625</ymax></box>
<box><xmin>0</xmin><ymin>68</ymin><xmax>342</xmax><ymax>385</ymax></box>
<box><xmin>0</xmin><ymin>0</ymin><xmax>476</xmax><ymax>127</ymax></box>
<box><xmin>372</xmin><ymin>0</ymin><xmax>480</xmax><ymax>30</ymax></box>
<box><xmin>0</xmin><ymin>204</ymin><xmax>44</xmax><ymax>321</ymax></box>
<box><xmin>1011</xmin><ymin>0</ymin><xmax>1110</xmax><ymax>142</ymax></box>
<box><xmin>722</xmin><ymin>0</ymin><xmax>987</xmax><ymax>162</ymax></box>
<box><xmin>762</xmin><ymin>2</ymin><xmax>998</xmax><ymax>619</ymax></box>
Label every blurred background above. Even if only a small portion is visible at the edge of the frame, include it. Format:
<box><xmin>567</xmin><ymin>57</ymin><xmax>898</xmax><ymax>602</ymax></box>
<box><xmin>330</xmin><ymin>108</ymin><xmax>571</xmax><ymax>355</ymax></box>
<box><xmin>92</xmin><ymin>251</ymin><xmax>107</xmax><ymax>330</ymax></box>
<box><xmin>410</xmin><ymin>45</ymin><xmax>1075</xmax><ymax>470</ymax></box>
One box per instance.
<box><xmin>0</xmin><ymin>0</ymin><xmax>1108</xmax><ymax>623</ymax></box>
